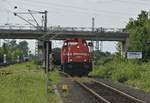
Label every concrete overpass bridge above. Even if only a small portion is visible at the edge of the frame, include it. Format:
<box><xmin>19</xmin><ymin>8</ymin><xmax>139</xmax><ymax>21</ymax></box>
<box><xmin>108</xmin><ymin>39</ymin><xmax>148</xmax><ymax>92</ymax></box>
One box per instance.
<box><xmin>0</xmin><ymin>25</ymin><xmax>129</xmax><ymax>55</ymax></box>
<box><xmin>0</xmin><ymin>26</ymin><xmax>128</xmax><ymax>41</ymax></box>
<box><xmin>0</xmin><ymin>29</ymin><xmax>128</xmax><ymax>41</ymax></box>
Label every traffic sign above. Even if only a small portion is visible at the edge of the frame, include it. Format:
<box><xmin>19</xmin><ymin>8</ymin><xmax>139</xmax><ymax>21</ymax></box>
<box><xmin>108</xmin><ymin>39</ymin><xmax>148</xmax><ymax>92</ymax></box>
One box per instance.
<box><xmin>127</xmin><ymin>52</ymin><xmax>142</xmax><ymax>59</ymax></box>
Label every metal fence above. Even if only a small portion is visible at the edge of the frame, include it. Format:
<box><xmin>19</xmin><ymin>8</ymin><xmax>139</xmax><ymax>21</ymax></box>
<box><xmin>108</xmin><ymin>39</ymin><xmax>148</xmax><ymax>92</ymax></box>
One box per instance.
<box><xmin>0</xmin><ymin>25</ymin><xmax>42</xmax><ymax>30</ymax></box>
<box><xmin>0</xmin><ymin>25</ymin><xmax>125</xmax><ymax>33</ymax></box>
<box><xmin>48</xmin><ymin>26</ymin><xmax>125</xmax><ymax>33</ymax></box>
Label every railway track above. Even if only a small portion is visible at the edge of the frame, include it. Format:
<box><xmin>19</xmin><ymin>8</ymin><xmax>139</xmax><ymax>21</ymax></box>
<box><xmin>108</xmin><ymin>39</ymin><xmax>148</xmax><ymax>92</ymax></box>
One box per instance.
<box><xmin>60</xmin><ymin>72</ymin><xmax>146</xmax><ymax>103</ymax></box>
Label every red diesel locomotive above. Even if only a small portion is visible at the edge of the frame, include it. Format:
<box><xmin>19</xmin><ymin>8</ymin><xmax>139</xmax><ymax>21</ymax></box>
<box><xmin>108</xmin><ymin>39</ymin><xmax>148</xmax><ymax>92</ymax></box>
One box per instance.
<box><xmin>61</xmin><ymin>38</ymin><xmax>92</xmax><ymax>76</ymax></box>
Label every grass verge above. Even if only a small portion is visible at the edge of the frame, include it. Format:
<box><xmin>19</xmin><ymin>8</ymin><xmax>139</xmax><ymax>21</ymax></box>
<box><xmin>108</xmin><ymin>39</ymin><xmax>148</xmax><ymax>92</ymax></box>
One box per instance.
<box><xmin>0</xmin><ymin>62</ymin><xmax>48</xmax><ymax>103</ymax></box>
<box><xmin>90</xmin><ymin>58</ymin><xmax>150</xmax><ymax>93</ymax></box>
<box><xmin>0</xmin><ymin>62</ymin><xmax>62</xmax><ymax>103</ymax></box>
<box><xmin>48</xmin><ymin>70</ymin><xmax>63</xmax><ymax>103</ymax></box>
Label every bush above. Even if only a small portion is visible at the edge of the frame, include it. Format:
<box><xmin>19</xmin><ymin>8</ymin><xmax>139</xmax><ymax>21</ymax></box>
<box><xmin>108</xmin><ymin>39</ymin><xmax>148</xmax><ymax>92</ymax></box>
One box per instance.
<box><xmin>91</xmin><ymin>57</ymin><xmax>150</xmax><ymax>92</ymax></box>
<box><xmin>111</xmin><ymin>62</ymin><xmax>141</xmax><ymax>83</ymax></box>
<box><xmin>90</xmin><ymin>66</ymin><xmax>107</xmax><ymax>77</ymax></box>
<box><xmin>94</xmin><ymin>59</ymin><xmax>141</xmax><ymax>83</ymax></box>
<box><xmin>91</xmin><ymin>58</ymin><xmax>150</xmax><ymax>92</ymax></box>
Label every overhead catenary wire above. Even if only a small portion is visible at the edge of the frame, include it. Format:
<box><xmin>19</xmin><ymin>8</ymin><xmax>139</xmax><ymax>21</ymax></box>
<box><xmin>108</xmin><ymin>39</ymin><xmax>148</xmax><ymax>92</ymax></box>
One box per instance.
<box><xmin>0</xmin><ymin>1</ymin><xmax>92</xmax><ymax>17</ymax></box>
<box><xmin>1</xmin><ymin>0</ymin><xmax>147</xmax><ymax>21</ymax></box>
<box><xmin>21</xmin><ymin>0</ymin><xmax>135</xmax><ymax>16</ymax></box>
<box><xmin>22</xmin><ymin>0</ymin><xmax>150</xmax><ymax>15</ymax></box>
<box><xmin>11</xmin><ymin>2</ymin><xmax>120</xmax><ymax>19</ymax></box>
<box><xmin>2</xmin><ymin>0</ymin><xmax>150</xmax><ymax>15</ymax></box>
<box><xmin>12</xmin><ymin>0</ymin><xmax>134</xmax><ymax>21</ymax></box>
<box><xmin>1</xmin><ymin>0</ymin><xmax>149</xmax><ymax>27</ymax></box>
<box><xmin>1</xmin><ymin>0</ymin><xmax>133</xmax><ymax>17</ymax></box>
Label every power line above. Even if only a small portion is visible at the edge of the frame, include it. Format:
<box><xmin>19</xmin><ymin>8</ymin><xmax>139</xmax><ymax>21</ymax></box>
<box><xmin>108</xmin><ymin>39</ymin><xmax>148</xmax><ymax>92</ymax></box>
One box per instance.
<box><xmin>22</xmin><ymin>0</ymin><xmax>150</xmax><ymax>15</ymax></box>
<box><xmin>2</xmin><ymin>0</ymin><xmax>150</xmax><ymax>15</ymax></box>
<box><xmin>17</xmin><ymin>2</ymin><xmax>92</xmax><ymax>16</ymax></box>
<box><xmin>19</xmin><ymin>1</ymin><xmax>130</xmax><ymax>20</ymax></box>
<box><xmin>1</xmin><ymin>0</ymin><xmax>142</xmax><ymax>26</ymax></box>
<box><xmin>1</xmin><ymin>0</ymin><xmax>140</xmax><ymax>18</ymax></box>
<box><xmin>21</xmin><ymin>0</ymin><xmax>134</xmax><ymax>16</ymax></box>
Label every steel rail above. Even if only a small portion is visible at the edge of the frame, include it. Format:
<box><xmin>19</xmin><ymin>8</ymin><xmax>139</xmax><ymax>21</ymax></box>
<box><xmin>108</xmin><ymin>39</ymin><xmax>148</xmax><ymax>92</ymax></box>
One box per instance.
<box><xmin>76</xmin><ymin>80</ymin><xmax>111</xmax><ymax>103</ymax></box>
<box><xmin>91</xmin><ymin>79</ymin><xmax>146</xmax><ymax>103</ymax></box>
<box><xmin>60</xmin><ymin>72</ymin><xmax>146</xmax><ymax>103</ymax></box>
<box><xmin>59</xmin><ymin>72</ymin><xmax>113</xmax><ymax>103</ymax></box>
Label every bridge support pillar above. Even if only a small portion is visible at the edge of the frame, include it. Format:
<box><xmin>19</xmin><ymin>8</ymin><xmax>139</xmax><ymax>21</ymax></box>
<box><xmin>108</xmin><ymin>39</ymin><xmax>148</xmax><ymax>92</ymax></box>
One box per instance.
<box><xmin>96</xmin><ymin>41</ymin><xmax>100</xmax><ymax>50</ymax></box>
<box><xmin>121</xmin><ymin>38</ymin><xmax>129</xmax><ymax>57</ymax></box>
<box><xmin>37</xmin><ymin>40</ymin><xmax>45</xmax><ymax>66</ymax></box>
<box><xmin>37</xmin><ymin>40</ymin><xmax>52</xmax><ymax>71</ymax></box>
<box><xmin>44</xmin><ymin>41</ymin><xmax>52</xmax><ymax>72</ymax></box>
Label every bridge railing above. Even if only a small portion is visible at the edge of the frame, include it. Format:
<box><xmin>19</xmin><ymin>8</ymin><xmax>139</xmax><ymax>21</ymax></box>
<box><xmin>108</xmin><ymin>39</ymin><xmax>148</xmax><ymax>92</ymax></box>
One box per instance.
<box><xmin>0</xmin><ymin>25</ymin><xmax>43</xmax><ymax>31</ymax></box>
<box><xmin>48</xmin><ymin>26</ymin><xmax>125</xmax><ymax>33</ymax></box>
<box><xmin>0</xmin><ymin>25</ymin><xmax>125</xmax><ymax>33</ymax></box>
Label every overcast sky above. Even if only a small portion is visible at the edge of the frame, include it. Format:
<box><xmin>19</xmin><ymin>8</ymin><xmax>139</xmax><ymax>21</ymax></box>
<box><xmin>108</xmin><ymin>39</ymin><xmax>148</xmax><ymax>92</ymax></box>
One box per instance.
<box><xmin>0</xmin><ymin>0</ymin><xmax>150</xmax><ymax>54</ymax></box>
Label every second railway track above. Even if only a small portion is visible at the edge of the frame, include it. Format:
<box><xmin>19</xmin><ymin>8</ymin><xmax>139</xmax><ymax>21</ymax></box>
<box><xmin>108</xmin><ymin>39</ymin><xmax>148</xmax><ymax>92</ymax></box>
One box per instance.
<box><xmin>60</xmin><ymin>72</ymin><xmax>146</xmax><ymax>103</ymax></box>
<box><xmin>78</xmin><ymin>79</ymin><xmax>146</xmax><ymax>103</ymax></box>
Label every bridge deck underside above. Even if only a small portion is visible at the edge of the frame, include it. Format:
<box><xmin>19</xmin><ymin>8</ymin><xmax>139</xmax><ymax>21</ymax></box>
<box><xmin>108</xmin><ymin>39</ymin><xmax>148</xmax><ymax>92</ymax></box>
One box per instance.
<box><xmin>0</xmin><ymin>29</ymin><xmax>128</xmax><ymax>41</ymax></box>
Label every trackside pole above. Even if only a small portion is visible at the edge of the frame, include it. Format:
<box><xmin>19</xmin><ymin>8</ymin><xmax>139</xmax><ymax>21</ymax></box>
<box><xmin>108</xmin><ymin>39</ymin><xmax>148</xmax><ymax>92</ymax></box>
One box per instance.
<box><xmin>3</xmin><ymin>54</ymin><xmax>6</xmax><ymax>64</ymax></box>
<box><xmin>45</xmin><ymin>41</ymin><xmax>49</xmax><ymax>95</ymax></box>
<box><xmin>44</xmin><ymin>41</ymin><xmax>52</xmax><ymax>96</ymax></box>
<box><xmin>92</xmin><ymin>17</ymin><xmax>95</xmax><ymax>70</ymax></box>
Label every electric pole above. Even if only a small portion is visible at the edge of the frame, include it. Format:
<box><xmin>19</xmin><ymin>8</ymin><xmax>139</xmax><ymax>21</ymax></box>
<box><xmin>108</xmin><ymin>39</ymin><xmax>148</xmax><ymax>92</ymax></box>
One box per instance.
<box><xmin>91</xmin><ymin>17</ymin><xmax>95</xmax><ymax>69</ymax></box>
<box><xmin>14</xmin><ymin>10</ymin><xmax>48</xmax><ymax>31</ymax></box>
<box><xmin>92</xmin><ymin>17</ymin><xmax>95</xmax><ymax>32</ymax></box>
<box><xmin>92</xmin><ymin>17</ymin><xmax>95</xmax><ymax>51</ymax></box>
<box><xmin>44</xmin><ymin>10</ymin><xmax>48</xmax><ymax>32</ymax></box>
<box><xmin>14</xmin><ymin>9</ymin><xmax>51</xmax><ymax>98</ymax></box>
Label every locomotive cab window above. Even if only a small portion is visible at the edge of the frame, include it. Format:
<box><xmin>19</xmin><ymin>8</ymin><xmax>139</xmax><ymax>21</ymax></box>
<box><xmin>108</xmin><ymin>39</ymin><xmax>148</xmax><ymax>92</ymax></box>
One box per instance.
<box><xmin>68</xmin><ymin>42</ymin><xmax>78</xmax><ymax>46</ymax></box>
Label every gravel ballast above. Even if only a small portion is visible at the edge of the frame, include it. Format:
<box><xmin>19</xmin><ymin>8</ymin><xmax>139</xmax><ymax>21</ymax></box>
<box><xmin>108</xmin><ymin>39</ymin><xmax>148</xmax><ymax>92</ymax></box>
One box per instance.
<box><xmin>57</xmin><ymin>75</ymin><xmax>99</xmax><ymax>103</ymax></box>
<box><xmin>95</xmin><ymin>78</ymin><xmax>150</xmax><ymax>103</ymax></box>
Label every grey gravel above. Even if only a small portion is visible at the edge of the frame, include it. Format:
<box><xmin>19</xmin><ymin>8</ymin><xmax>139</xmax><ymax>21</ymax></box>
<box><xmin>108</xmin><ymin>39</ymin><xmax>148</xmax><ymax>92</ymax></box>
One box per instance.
<box><xmin>57</xmin><ymin>76</ymin><xmax>100</xmax><ymax>103</ymax></box>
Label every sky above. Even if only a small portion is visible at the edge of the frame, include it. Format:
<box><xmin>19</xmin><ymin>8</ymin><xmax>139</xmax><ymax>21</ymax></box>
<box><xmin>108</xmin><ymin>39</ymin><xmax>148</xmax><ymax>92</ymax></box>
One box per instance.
<box><xmin>0</xmin><ymin>0</ymin><xmax>150</xmax><ymax>54</ymax></box>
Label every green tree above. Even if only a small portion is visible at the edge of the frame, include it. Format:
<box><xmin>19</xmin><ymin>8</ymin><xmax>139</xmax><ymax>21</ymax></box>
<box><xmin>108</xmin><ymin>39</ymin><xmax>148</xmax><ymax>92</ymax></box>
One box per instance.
<box><xmin>9</xmin><ymin>40</ymin><xmax>17</xmax><ymax>51</ymax></box>
<box><xmin>93</xmin><ymin>50</ymin><xmax>112</xmax><ymax>65</ymax></box>
<box><xmin>125</xmin><ymin>10</ymin><xmax>150</xmax><ymax>60</ymax></box>
<box><xmin>0</xmin><ymin>40</ymin><xmax>29</xmax><ymax>63</ymax></box>
<box><xmin>11</xmin><ymin>48</ymin><xmax>24</xmax><ymax>62</ymax></box>
<box><xmin>17</xmin><ymin>41</ymin><xmax>29</xmax><ymax>56</ymax></box>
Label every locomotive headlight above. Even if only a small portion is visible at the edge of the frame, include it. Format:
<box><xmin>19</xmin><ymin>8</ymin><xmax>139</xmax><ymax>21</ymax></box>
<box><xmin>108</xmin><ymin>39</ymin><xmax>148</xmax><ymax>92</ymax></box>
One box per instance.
<box><xmin>84</xmin><ymin>59</ymin><xmax>87</xmax><ymax>62</ymax></box>
<box><xmin>77</xmin><ymin>46</ymin><xmax>80</xmax><ymax>48</ymax></box>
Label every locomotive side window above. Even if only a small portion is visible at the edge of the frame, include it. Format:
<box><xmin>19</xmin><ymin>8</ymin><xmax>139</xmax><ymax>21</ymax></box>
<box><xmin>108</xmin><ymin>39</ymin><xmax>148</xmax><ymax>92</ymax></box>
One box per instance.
<box><xmin>68</xmin><ymin>42</ymin><xmax>78</xmax><ymax>46</ymax></box>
